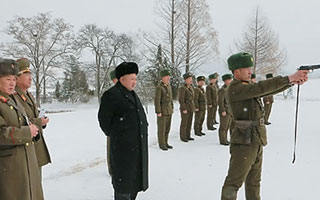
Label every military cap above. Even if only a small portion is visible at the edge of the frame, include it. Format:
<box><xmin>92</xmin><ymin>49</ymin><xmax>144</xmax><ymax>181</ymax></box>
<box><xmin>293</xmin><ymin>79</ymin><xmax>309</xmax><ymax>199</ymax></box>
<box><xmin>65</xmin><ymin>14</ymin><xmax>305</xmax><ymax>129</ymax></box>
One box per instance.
<box><xmin>183</xmin><ymin>72</ymin><xmax>193</xmax><ymax>80</ymax></box>
<box><xmin>160</xmin><ymin>69</ymin><xmax>170</xmax><ymax>77</ymax></box>
<box><xmin>0</xmin><ymin>58</ymin><xmax>18</xmax><ymax>76</ymax></box>
<box><xmin>196</xmin><ymin>75</ymin><xmax>205</xmax><ymax>82</ymax></box>
<box><xmin>222</xmin><ymin>74</ymin><xmax>233</xmax><ymax>81</ymax></box>
<box><xmin>208</xmin><ymin>73</ymin><xmax>217</xmax><ymax>80</ymax></box>
<box><xmin>16</xmin><ymin>58</ymin><xmax>31</xmax><ymax>75</ymax></box>
<box><xmin>109</xmin><ymin>70</ymin><xmax>116</xmax><ymax>80</ymax></box>
<box><xmin>115</xmin><ymin>62</ymin><xmax>139</xmax><ymax>79</ymax></box>
<box><xmin>227</xmin><ymin>52</ymin><xmax>254</xmax><ymax>71</ymax></box>
<box><xmin>251</xmin><ymin>74</ymin><xmax>256</xmax><ymax>79</ymax></box>
<box><xmin>266</xmin><ymin>73</ymin><xmax>273</xmax><ymax>79</ymax></box>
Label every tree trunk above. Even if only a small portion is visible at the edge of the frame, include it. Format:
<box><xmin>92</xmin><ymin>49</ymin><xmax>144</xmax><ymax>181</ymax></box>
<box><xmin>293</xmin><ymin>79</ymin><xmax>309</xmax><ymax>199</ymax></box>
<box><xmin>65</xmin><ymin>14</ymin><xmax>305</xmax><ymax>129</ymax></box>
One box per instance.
<box><xmin>171</xmin><ymin>0</ymin><xmax>175</xmax><ymax>70</ymax></box>
<box><xmin>185</xmin><ymin>0</ymin><xmax>191</xmax><ymax>73</ymax></box>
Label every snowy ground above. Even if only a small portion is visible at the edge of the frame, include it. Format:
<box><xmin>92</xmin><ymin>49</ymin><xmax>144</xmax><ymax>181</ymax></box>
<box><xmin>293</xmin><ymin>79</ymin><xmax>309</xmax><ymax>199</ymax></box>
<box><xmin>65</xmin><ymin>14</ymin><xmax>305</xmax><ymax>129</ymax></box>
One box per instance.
<box><xmin>42</xmin><ymin>79</ymin><xmax>320</xmax><ymax>200</ymax></box>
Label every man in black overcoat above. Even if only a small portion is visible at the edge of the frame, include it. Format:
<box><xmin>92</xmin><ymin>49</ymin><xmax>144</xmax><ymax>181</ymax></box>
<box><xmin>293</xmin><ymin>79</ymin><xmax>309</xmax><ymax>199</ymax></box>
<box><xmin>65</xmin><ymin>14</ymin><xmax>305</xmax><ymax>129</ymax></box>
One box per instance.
<box><xmin>98</xmin><ymin>62</ymin><xmax>148</xmax><ymax>200</ymax></box>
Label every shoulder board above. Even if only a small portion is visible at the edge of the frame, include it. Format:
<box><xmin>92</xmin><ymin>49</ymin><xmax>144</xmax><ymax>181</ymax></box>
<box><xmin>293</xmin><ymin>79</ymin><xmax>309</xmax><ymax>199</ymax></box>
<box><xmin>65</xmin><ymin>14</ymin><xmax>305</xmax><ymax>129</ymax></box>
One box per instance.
<box><xmin>0</xmin><ymin>96</ymin><xmax>9</xmax><ymax>103</ymax></box>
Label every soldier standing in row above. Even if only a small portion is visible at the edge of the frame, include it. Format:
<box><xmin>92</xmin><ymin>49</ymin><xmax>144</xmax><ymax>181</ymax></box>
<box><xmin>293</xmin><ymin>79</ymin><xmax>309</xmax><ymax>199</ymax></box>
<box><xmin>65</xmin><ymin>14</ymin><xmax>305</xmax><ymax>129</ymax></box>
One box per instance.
<box><xmin>15</xmin><ymin>58</ymin><xmax>51</xmax><ymax>178</ymax></box>
<box><xmin>206</xmin><ymin>73</ymin><xmax>218</xmax><ymax>131</ymax></box>
<box><xmin>263</xmin><ymin>73</ymin><xmax>274</xmax><ymax>125</ymax></box>
<box><xmin>154</xmin><ymin>69</ymin><xmax>174</xmax><ymax>151</ymax></box>
<box><xmin>178</xmin><ymin>72</ymin><xmax>195</xmax><ymax>142</ymax></box>
<box><xmin>217</xmin><ymin>74</ymin><xmax>233</xmax><ymax>145</ymax></box>
<box><xmin>106</xmin><ymin>70</ymin><xmax>117</xmax><ymax>175</ymax></box>
<box><xmin>194</xmin><ymin>76</ymin><xmax>206</xmax><ymax>136</ymax></box>
<box><xmin>0</xmin><ymin>58</ymin><xmax>44</xmax><ymax>200</ymax></box>
<box><xmin>220</xmin><ymin>52</ymin><xmax>308</xmax><ymax>200</ymax></box>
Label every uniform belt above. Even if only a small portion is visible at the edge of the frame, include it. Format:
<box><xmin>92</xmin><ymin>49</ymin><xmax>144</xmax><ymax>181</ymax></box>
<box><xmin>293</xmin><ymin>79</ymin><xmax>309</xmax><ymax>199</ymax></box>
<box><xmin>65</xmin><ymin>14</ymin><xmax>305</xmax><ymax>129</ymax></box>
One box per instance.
<box><xmin>252</xmin><ymin>118</ymin><xmax>265</xmax><ymax>126</ymax></box>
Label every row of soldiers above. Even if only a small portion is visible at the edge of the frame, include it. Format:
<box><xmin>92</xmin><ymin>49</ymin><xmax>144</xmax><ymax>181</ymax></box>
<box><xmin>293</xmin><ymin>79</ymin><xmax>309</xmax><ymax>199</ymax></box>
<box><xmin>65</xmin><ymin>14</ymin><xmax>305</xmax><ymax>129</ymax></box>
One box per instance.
<box><xmin>154</xmin><ymin>69</ymin><xmax>274</xmax><ymax>151</ymax></box>
<box><xmin>0</xmin><ymin>58</ymin><xmax>51</xmax><ymax>200</ymax></box>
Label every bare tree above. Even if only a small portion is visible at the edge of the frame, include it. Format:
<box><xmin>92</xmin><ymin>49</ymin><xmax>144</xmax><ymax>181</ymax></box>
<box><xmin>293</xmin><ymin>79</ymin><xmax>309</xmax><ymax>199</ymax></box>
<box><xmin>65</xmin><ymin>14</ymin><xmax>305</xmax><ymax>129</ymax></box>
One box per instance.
<box><xmin>180</xmin><ymin>0</ymin><xmax>219</xmax><ymax>72</ymax></box>
<box><xmin>235</xmin><ymin>7</ymin><xmax>286</xmax><ymax>75</ymax></box>
<box><xmin>1</xmin><ymin>13</ymin><xmax>73</xmax><ymax>107</ymax></box>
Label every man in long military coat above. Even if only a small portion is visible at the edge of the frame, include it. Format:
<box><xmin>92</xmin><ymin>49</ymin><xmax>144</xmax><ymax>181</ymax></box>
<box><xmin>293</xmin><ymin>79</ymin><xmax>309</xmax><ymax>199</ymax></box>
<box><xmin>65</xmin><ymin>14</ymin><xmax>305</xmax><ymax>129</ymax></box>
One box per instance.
<box><xmin>178</xmin><ymin>72</ymin><xmax>195</xmax><ymax>142</ymax></box>
<box><xmin>15</xmin><ymin>58</ymin><xmax>51</xmax><ymax>175</ymax></box>
<box><xmin>194</xmin><ymin>75</ymin><xmax>206</xmax><ymax>136</ymax></box>
<box><xmin>0</xmin><ymin>58</ymin><xmax>44</xmax><ymax>200</ymax></box>
<box><xmin>206</xmin><ymin>73</ymin><xmax>218</xmax><ymax>130</ymax></box>
<box><xmin>217</xmin><ymin>74</ymin><xmax>232</xmax><ymax>145</ymax></box>
<box><xmin>154</xmin><ymin>69</ymin><xmax>173</xmax><ymax>150</ymax></box>
<box><xmin>220</xmin><ymin>52</ymin><xmax>308</xmax><ymax>200</ymax></box>
<box><xmin>98</xmin><ymin>62</ymin><xmax>148</xmax><ymax>200</ymax></box>
<box><xmin>263</xmin><ymin>73</ymin><xmax>274</xmax><ymax>125</ymax></box>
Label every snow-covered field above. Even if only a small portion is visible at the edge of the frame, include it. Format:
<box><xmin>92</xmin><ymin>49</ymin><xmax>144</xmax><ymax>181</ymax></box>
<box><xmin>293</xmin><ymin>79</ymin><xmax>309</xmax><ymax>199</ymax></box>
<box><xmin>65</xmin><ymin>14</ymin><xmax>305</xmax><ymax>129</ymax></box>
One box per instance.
<box><xmin>42</xmin><ymin>79</ymin><xmax>320</xmax><ymax>200</ymax></box>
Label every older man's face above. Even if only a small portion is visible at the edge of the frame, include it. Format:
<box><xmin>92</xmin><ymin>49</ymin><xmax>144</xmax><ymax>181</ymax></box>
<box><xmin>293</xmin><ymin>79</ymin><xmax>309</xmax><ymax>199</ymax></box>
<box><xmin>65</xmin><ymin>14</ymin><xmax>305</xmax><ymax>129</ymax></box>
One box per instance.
<box><xmin>120</xmin><ymin>73</ymin><xmax>137</xmax><ymax>91</ymax></box>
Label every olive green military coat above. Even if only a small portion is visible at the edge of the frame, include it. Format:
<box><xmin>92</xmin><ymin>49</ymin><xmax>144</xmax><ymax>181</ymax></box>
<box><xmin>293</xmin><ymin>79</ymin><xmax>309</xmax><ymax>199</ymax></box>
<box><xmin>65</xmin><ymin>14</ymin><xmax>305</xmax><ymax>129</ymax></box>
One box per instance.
<box><xmin>0</xmin><ymin>91</ymin><xmax>43</xmax><ymax>200</ymax></box>
<box><xmin>226</xmin><ymin>77</ymin><xmax>291</xmax><ymax>145</ymax></box>
<box><xmin>218</xmin><ymin>84</ymin><xmax>230</xmax><ymax>115</ymax></box>
<box><xmin>206</xmin><ymin>83</ymin><xmax>218</xmax><ymax>107</ymax></box>
<box><xmin>178</xmin><ymin>84</ymin><xmax>195</xmax><ymax>112</ymax></box>
<box><xmin>194</xmin><ymin>86</ymin><xmax>206</xmax><ymax>111</ymax></box>
<box><xmin>154</xmin><ymin>82</ymin><xmax>173</xmax><ymax>115</ymax></box>
<box><xmin>15</xmin><ymin>87</ymin><xmax>51</xmax><ymax>167</ymax></box>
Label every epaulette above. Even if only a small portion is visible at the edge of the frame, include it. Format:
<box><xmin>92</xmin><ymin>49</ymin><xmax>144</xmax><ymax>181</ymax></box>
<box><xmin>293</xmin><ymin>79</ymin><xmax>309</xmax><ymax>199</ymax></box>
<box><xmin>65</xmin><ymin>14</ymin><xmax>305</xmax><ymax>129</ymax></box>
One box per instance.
<box><xmin>0</xmin><ymin>96</ymin><xmax>9</xmax><ymax>103</ymax></box>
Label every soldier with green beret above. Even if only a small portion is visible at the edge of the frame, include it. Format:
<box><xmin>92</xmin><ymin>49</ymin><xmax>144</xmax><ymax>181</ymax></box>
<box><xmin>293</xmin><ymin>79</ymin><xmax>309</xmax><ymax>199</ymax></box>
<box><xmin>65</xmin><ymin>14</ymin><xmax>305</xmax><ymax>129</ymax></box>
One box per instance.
<box><xmin>0</xmin><ymin>58</ymin><xmax>44</xmax><ymax>199</ymax></box>
<box><xmin>154</xmin><ymin>69</ymin><xmax>174</xmax><ymax>150</ymax></box>
<box><xmin>194</xmin><ymin>76</ymin><xmax>206</xmax><ymax>136</ymax></box>
<box><xmin>178</xmin><ymin>72</ymin><xmax>195</xmax><ymax>142</ymax></box>
<box><xmin>220</xmin><ymin>52</ymin><xmax>309</xmax><ymax>200</ymax></box>
<box><xmin>106</xmin><ymin>69</ymin><xmax>118</xmax><ymax>176</ymax></box>
<box><xmin>263</xmin><ymin>73</ymin><xmax>274</xmax><ymax>125</ymax></box>
<box><xmin>15</xmin><ymin>58</ymin><xmax>51</xmax><ymax>179</ymax></box>
<box><xmin>217</xmin><ymin>74</ymin><xmax>233</xmax><ymax>145</ymax></box>
<box><xmin>206</xmin><ymin>73</ymin><xmax>218</xmax><ymax>130</ymax></box>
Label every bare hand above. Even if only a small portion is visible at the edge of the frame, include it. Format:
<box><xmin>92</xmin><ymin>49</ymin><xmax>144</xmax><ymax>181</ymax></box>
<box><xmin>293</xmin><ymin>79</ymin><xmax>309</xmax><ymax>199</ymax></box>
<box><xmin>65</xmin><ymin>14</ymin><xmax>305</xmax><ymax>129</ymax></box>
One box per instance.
<box><xmin>41</xmin><ymin>117</ymin><xmax>49</xmax><ymax>126</ymax></box>
<box><xmin>157</xmin><ymin>113</ymin><xmax>162</xmax><ymax>117</ymax></box>
<box><xmin>222</xmin><ymin>111</ymin><xmax>227</xmax><ymax>117</ymax></box>
<box><xmin>289</xmin><ymin>70</ymin><xmax>309</xmax><ymax>85</ymax></box>
<box><xmin>183</xmin><ymin>110</ymin><xmax>188</xmax><ymax>114</ymax></box>
<box><xmin>195</xmin><ymin>108</ymin><xmax>199</xmax><ymax>112</ymax></box>
<box><xmin>208</xmin><ymin>105</ymin><xmax>212</xmax><ymax>108</ymax></box>
<box><xmin>29</xmin><ymin>124</ymin><xmax>39</xmax><ymax>137</ymax></box>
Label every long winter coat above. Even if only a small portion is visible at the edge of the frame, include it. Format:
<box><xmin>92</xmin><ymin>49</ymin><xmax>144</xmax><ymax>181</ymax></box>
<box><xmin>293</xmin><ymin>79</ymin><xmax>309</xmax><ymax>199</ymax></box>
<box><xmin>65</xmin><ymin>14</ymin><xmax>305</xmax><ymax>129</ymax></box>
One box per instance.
<box><xmin>98</xmin><ymin>82</ymin><xmax>148</xmax><ymax>193</ymax></box>
<box><xmin>15</xmin><ymin>86</ymin><xmax>51</xmax><ymax>167</ymax></box>
<box><xmin>0</xmin><ymin>91</ymin><xmax>43</xmax><ymax>200</ymax></box>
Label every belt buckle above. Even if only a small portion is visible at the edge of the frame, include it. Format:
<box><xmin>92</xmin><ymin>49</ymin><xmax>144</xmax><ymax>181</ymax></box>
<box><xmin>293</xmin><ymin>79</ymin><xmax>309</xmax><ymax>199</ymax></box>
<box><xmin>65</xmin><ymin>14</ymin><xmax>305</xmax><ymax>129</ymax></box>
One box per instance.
<box><xmin>259</xmin><ymin>118</ymin><xmax>264</xmax><ymax>126</ymax></box>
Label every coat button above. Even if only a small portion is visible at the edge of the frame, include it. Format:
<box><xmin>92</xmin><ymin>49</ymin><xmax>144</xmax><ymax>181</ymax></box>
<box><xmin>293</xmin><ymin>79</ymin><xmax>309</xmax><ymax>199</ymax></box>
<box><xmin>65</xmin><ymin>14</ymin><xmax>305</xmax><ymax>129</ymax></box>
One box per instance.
<box><xmin>140</xmin><ymin>121</ymin><xmax>143</xmax><ymax>125</ymax></box>
<box><xmin>137</xmin><ymin>109</ymin><xmax>140</xmax><ymax>112</ymax></box>
<box><xmin>25</xmin><ymin>143</ymin><xmax>29</xmax><ymax>147</ymax></box>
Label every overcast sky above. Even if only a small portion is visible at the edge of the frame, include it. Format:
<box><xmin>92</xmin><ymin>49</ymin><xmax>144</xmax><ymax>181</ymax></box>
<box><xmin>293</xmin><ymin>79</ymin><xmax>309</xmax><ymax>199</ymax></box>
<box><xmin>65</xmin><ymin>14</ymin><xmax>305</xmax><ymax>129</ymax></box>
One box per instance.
<box><xmin>1</xmin><ymin>0</ymin><xmax>319</xmax><ymax>75</ymax></box>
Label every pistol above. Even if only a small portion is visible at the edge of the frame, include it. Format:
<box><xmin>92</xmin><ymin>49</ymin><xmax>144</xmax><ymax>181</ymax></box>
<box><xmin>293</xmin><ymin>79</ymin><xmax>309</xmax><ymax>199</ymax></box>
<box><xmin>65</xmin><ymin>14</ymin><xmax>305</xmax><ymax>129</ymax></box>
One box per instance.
<box><xmin>298</xmin><ymin>64</ymin><xmax>320</xmax><ymax>71</ymax></box>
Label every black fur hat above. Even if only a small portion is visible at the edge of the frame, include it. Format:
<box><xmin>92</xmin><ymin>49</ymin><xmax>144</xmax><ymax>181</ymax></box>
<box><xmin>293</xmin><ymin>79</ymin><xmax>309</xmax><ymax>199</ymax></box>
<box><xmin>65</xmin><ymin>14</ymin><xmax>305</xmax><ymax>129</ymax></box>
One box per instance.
<box><xmin>0</xmin><ymin>58</ymin><xmax>18</xmax><ymax>76</ymax></box>
<box><xmin>115</xmin><ymin>62</ymin><xmax>139</xmax><ymax>79</ymax></box>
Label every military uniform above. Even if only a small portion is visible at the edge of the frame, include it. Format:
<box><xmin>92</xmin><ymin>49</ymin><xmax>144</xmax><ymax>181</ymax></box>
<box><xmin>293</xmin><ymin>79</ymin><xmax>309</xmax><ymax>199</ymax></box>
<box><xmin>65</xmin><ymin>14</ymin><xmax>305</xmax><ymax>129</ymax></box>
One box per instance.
<box><xmin>221</xmin><ymin>52</ymin><xmax>292</xmax><ymax>200</ymax></box>
<box><xmin>194</xmin><ymin>85</ymin><xmax>206</xmax><ymax>135</ymax></box>
<box><xmin>263</xmin><ymin>95</ymin><xmax>274</xmax><ymax>124</ymax></box>
<box><xmin>217</xmin><ymin>84</ymin><xmax>231</xmax><ymax>145</ymax></box>
<box><xmin>0</xmin><ymin>59</ymin><xmax>44</xmax><ymax>200</ymax></box>
<box><xmin>154</xmin><ymin>82</ymin><xmax>173</xmax><ymax>149</ymax></box>
<box><xmin>15</xmin><ymin>87</ymin><xmax>51</xmax><ymax>169</ymax></box>
<box><xmin>206</xmin><ymin>82</ymin><xmax>218</xmax><ymax>129</ymax></box>
<box><xmin>178</xmin><ymin>84</ymin><xmax>195</xmax><ymax>141</ymax></box>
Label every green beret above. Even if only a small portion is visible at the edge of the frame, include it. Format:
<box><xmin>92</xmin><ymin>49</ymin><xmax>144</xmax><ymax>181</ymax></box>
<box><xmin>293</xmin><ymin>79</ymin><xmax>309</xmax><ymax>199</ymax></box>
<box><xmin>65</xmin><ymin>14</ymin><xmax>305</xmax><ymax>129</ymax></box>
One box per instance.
<box><xmin>183</xmin><ymin>72</ymin><xmax>193</xmax><ymax>80</ymax></box>
<box><xmin>17</xmin><ymin>58</ymin><xmax>31</xmax><ymax>75</ymax></box>
<box><xmin>196</xmin><ymin>75</ymin><xmax>205</xmax><ymax>82</ymax></box>
<box><xmin>0</xmin><ymin>58</ymin><xmax>18</xmax><ymax>76</ymax></box>
<box><xmin>251</xmin><ymin>74</ymin><xmax>256</xmax><ymax>79</ymax></box>
<box><xmin>227</xmin><ymin>52</ymin><xmax>254</xmax><ymax>71</ymax></box>
<box><xmin>115</xmin><ymin>62</ymin><xmax>139</xmax><ymax>79</ymax></box>
<box><xmin>222</xmin><ymin>74</ymin><xmax>233</xmax><ymax>81</ymax></box>
<box><xmin>208</xmin><ymin>73</ymin><xmax>217</xmax><ymax>80</ymax></box>
<box><xmin>266</xmin><ymin>73</ymin><xmax>273</xmax><ymax>79</ymax></box>
<box><xmin>160</xmin><ymin>69</ymin><xmax>170</xmax><ymax>77</ymax></box>
<box><xmin>109</xmin><ymin>70</ymin><xmax>116</xmax><ymax>80</ymax></box>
